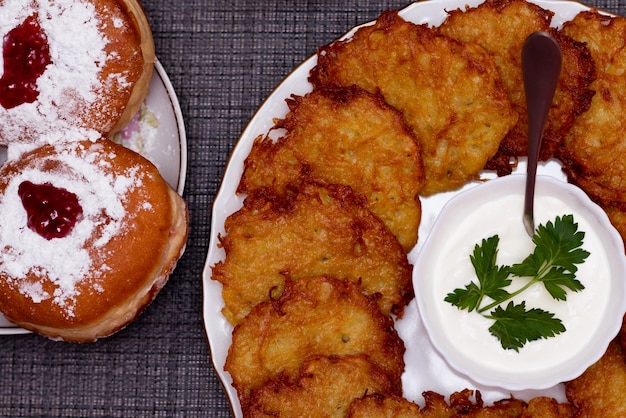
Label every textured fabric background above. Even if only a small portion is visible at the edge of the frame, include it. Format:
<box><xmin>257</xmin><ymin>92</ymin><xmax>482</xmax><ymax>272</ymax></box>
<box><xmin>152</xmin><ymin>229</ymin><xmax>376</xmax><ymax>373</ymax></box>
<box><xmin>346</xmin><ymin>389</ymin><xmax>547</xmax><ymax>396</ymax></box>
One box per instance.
<box><xmin>0</xmin><ymin>0</ymin><xmax>624</xmax><ymax>416</ymax></box>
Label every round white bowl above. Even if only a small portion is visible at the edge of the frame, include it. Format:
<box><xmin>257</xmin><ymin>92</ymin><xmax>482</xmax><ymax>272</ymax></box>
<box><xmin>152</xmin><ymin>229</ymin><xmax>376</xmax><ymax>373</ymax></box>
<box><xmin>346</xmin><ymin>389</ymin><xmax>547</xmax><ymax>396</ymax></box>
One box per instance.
<box><xmin>413</xmin><ymin>174</ymin><xmax>626</xmax><ymax>391</ymax></box>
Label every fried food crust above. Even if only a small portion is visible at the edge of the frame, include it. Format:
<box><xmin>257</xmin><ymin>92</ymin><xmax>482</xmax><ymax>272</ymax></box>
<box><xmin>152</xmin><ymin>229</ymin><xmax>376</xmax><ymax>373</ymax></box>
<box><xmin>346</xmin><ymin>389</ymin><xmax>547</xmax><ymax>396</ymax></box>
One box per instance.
<box><xmin>225</xmin><ymin>276</ymin><xmax>406</xmax><ymax>405</ymax></box>
<box><xmin>348</xmin><ymin>390</ymin><xmax>573</xmax><ymax>417</ymax></box>
<box><xmin>524</xmin><ymin>397</ymin><xmax>575</xmax><ymax>418</ymax></box>
<box><xmin>238</xmin><ymin>86</ymin><xmax>425</xmax><ymax>252</ymax></box>
<box><xmin>559</xmin><ymin>11</ymin><xmax>626</xmax><ymax>205</ymax></box>
<box><xmin>347</xmin><ymin>393</ymin><xmax>421</xmax><ymax>417</ymax></box>
<box><xmin>212</xmin><ymin>180</ymin><xmax>413</xmax><ymax>324</ymax></box>
<box><xmin>245</xmin><ymin>354</ymin><xmax>401</xmax><ymax>418</ymax></box>
<box><xmin>565</xmin><ymin>338</ymin><xmax>626</xmax><ymax>417</ymax></box>
<box><xmin>438</xmin><ymin>0</ymin><xmax>595</xmax><ymax>176</ymax></box>
<box><xmin>310</xmin><ymin>10</ymin><xmax>517</xmax><ymax>195</ymax></box>
<box><xmin>603</xmin><ymin>203</ymin><xmax>626</xmax><ymax>249</ymax></box>
<box><xmin>621</xmin><ymin>314</ymin><xmax>626</xmax><ymax>359</ymax></box>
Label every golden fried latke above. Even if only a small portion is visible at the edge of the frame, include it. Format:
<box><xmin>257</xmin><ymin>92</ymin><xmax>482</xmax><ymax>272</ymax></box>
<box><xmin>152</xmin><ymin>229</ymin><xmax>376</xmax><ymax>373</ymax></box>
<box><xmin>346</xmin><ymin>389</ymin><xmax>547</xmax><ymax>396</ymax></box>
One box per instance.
<box><xmin>433</xmin><ymin>390</ymin><xmax>526</xmax><ymax>418</ymax></box>
<box><xmin>438</xmin><ymin>0</ymin><xmax>595</xmax><ymax>176</ymax></box>
<box><xmin>225</xmin><ymin>276</ymin><xmax>406</xmax><ymax>405</ymax></box>
<box><xmin>524</xmin><ymin>397</ymin><xmax>575</xmax><ymax>418</ymax></box>
<box><xmin>559</xmin><ymin>11</ymin><xmax>626</xmax><ymax>205</ymax></box>
<box><xmin>348</xmin><ymin>391</ymin><xmax>573</xmax><ymax>417</ymax></box>
<box><xmin>563</xmin><ymin>10</ymin><xmax>626</xmax><ymax>71</ymax></box>
<box><xmin>212</xmin><ymin>181</ymin><xmax>413</xmax><ymax>324</ymax></box>
<box><xmin>245</xmin><ymin>354</ymin><xmax>401</xmax><ymax>417</ymax></box>
<box><xmin>421</xmin><ymin>391</ymin><xmax>472</xmax><ymax>417</ymax></box>
<box><xmin>310</xmin><ymin>10</ymin><xmax>517</xmax><ymax>195</ymax></box>
<box><xmin>565</xmin><ymin>339</ymin><xmax>626</xmax><ymax>417</ymax></box>
<box><xmin>603</xmin><ymin>203</ymin><xmax>626</xmax><ymax>249</ymax></box>
<box><xmin>621</xmin><ymin>314</ymin><xmax>626</xmax><ymax>359</ymax></box>
<box><xmin>238</xmin><ymin>86</ymin><xmax>425</xmax><ymax>252</ymax></box>
<box><xmin>347</xmin><ymin>393</ymin><xmax>421</xmax><ymax>417</ymax></box>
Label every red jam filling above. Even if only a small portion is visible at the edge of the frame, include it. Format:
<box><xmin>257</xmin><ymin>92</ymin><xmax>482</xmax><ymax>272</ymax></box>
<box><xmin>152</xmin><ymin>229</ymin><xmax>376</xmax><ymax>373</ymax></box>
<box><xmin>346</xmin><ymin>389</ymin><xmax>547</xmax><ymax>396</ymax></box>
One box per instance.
<box><xmin>0</xmin><ymin>15</ymin><xmax>52</xmax><ymax>109</ymax></box>
<box><xmin>18</xmin><ymin>181</ymin><xmax>84</xmax><ymax>240</ymax></box>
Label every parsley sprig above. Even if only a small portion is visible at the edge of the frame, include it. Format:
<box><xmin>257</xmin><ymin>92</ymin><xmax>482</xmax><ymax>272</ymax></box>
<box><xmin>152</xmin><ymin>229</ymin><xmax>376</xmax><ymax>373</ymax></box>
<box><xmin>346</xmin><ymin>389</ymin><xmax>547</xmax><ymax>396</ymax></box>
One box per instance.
<box><xmin>444</xmin><ymin>214</ymin><xmax>589</xmax><ymax>351</ymax></box>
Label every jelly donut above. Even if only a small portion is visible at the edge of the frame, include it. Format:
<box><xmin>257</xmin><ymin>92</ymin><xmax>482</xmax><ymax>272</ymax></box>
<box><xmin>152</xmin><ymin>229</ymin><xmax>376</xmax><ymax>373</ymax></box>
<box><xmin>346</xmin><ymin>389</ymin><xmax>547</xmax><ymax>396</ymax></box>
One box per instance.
<box><xmin>0</xmin><ymin>139</ymin><xmax>188</xmax><ymax>341</ymax></box>
<box><xmin>0</xmin><ymin>0</ymin><xmax>155</xmax><ymax>146</ymax></box>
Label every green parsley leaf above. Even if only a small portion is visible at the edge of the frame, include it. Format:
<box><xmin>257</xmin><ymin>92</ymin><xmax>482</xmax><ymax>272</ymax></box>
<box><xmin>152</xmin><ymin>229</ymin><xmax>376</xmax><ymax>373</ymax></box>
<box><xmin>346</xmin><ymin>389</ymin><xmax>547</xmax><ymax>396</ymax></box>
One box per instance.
<box><xmin>444</xmin><ymin>236</ymin><xmax>511</xmax><ymax>312</ymax></box>
<box><xmin>444</xmin><ymin>282</ymin><xmax>483</xmax><ymax>312</ymax></box>
<box><xmin>510</xmin><ymin>214</ymin><xmax>588</xmax><ymax>301</ymax></box>
<box><xmin>443</xmin><ymin>214</ymin><xmax>589</xmax><ymax>351</ymax></box>
<box><xmin>487</xmin><ymin>301</ymin><xmax>565</xmax><ymax>352</ymax></box>
<box><xmin>539</xmin><ymin>267</ymin><xmax>585</xmax><ymax>301</ymax></box>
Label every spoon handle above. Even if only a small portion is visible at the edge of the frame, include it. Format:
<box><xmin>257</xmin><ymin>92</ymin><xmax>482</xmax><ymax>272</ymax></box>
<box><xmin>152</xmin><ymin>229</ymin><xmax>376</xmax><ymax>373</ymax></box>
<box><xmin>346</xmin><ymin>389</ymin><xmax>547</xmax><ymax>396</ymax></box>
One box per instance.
<box><xmin>522</xmin><ymin>32</ymin><xmax>562</xmax><ymax>236</ymax></box>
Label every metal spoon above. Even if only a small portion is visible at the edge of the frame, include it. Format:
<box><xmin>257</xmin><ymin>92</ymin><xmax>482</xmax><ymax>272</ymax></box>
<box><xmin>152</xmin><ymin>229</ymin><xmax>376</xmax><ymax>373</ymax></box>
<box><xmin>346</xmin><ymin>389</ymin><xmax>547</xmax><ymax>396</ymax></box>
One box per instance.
<box><xmin>522</xmin><ymin>32</ymin><xmax>562</xmax><ymax>237</ymax></box>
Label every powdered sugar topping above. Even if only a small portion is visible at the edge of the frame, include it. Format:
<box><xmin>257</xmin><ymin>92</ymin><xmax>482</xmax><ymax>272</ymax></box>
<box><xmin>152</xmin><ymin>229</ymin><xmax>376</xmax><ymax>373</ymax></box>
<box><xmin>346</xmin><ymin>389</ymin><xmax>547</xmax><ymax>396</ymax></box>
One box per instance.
<box><xmin>0</xmin><ymin>142</ymin><xmax>145</xmax><ymax>316</ymax></box>
<box><xmin>0</xmin><ymin>0</ymin><xmax>109</xmax><ymax>145</ymax></box>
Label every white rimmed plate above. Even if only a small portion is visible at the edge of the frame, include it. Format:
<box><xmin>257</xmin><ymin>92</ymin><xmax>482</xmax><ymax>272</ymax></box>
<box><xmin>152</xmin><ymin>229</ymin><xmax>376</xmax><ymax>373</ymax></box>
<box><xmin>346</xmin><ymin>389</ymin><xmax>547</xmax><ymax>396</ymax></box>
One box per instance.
<box><xmin>202</xmin><ymin>0</ymin><xmax>608</xmax><ymax>415</ymax></box>
<box><xmin>0</xmin><ymin>59</ymin><xmax>187</xmax><ymax>334</ymax></box>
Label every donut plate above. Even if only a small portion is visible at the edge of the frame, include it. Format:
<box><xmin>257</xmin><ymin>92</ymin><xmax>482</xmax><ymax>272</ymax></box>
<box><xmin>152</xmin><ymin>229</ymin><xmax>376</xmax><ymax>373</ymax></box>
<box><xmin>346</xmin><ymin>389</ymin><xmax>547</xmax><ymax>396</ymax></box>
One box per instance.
<box><xmin>0</xmin><ymin>59</ymin><xmax>188</xmax><ymax>335</ymax></box>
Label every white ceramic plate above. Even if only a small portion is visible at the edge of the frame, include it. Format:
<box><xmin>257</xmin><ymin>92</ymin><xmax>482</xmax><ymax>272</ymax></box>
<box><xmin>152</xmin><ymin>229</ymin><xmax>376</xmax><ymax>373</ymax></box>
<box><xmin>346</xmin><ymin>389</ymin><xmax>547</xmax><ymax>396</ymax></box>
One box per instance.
<box><xmin>202</xmin><ymin>0</ymin><xmax>600</xmax><ymax>415</ymax></box>
<box><xmin>0</xmin><ymin>59</ymin><xmax>187</xmax><ymax>334</ymax></box>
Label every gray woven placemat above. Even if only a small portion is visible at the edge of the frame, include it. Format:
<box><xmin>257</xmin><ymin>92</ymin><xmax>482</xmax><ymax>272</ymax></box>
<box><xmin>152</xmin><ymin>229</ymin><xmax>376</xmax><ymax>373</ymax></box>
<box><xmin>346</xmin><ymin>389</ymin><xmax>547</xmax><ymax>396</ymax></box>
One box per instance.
<box><xmin>0</xmin><ymin>0</ymin><xmax>624</xmax><ymax>416</ymax></box>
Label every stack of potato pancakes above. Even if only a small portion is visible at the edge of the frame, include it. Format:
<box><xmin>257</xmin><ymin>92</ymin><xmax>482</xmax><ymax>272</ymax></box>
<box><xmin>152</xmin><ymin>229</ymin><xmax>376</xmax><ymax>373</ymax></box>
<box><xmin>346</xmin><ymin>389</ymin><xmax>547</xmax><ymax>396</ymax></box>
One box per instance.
<box><xmin>212</xmin><ymin>0</ymin><xmax>626</xmax><ymax>416</ymax></box>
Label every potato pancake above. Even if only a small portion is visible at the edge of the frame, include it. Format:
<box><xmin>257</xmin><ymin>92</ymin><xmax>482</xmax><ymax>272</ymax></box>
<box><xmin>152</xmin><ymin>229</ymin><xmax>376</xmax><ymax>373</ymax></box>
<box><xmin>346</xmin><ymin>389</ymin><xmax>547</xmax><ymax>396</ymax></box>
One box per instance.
<box><xmin>225</xmin><ymin>276</ymin><xmax>405</xmax><ymax>405</ymax></box>
<box><xmin>559</xmin><ymin>11</ymin><xmax>626</xmax><ymax>205</ymax></box>
<box><xmin>565</xmin><ymin>339</ymin><xmax>626</xmax><ymax>417</ymax></box>
<box><xmin>212</xmin><ymin>180</ymin><xmax>413</xmax><ymax>325</ymax></box>
<box><xmin>245</xmin><ymin>354</ymin><xmax>401</xmax><ymax>418</ymax></box>
<box><xmin>347</xmin><ymin>393</ymin><xmax>422</xmax><ymax>417</ymax></box>
<box><xmin>621</xmin><ymin>314</ymin><xmax>626</xmax><ymax>362</ymax></box>
<box><xmin>523</xmin><ymin>398</ymin><xmax>575</xmax><ymax>418</ymax></box>
<box><xmin>438</xmin><ymin>0</ymin><xmax>595</xmax><ymax>176</ymax></box>
<box><xmin>238</xmin><ymin>86</ymin><xmax>425</xmax><ymax>252</ymax></box>
<box><xmin>310</xmin><ymin>10</ymin><xmax>517</xmax><ymax>195</ymax></box>
<box><xmin>349</xmin><ymin>391</ymin><xmax>572</xmax><ymax>417</ymax></box>
<box><xmin>603</xmin><ymin>203</ymin><xmax>626</xmax><ymax>249</ymax></box>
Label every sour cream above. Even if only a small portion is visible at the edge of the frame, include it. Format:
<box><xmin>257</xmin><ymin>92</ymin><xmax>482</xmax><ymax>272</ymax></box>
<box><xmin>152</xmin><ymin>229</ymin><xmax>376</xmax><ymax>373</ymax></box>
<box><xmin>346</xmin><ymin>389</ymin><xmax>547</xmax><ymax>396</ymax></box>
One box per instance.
<box><xmin>414</xmin><ymin>174</ymin><xmax>626</xmax><ymax>391</ymax></box>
